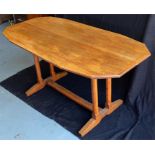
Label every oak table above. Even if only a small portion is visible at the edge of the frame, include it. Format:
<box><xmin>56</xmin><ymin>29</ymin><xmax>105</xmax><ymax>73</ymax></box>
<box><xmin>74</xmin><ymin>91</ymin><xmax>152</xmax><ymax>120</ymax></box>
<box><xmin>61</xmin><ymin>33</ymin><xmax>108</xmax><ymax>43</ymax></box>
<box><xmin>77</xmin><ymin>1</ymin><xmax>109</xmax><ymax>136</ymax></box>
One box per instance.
<box><xmin>3</xmin><ymin>17</ymin><xmax>151</xmax><ymax>136</ymax></box>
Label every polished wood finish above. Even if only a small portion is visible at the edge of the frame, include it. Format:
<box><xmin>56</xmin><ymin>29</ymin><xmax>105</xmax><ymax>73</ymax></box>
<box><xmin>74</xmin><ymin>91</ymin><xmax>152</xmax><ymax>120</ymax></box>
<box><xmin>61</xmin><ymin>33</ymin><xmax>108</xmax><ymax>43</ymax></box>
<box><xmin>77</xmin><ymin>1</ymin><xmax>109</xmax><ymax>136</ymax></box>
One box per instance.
<box><xmin>26</xmin><ymin>55</ymin><xmax>68</xmax><ymax>96</ymax></box>
<box><xmin>26</xmin><ymin>55</ymin><xmax>45</xmax><ymax>96</ymax></box>
<box><xmin>47</xmin><ymin>75</ymin><xmax>123</xmax><ymax>136</ymax></box>
<box><xmin>3</xmin><ymin>17</ymin><xmax>151</xmax><ymax>79</ymax></box>
<box><xmin>3</xmin><ymin>17</ymin><xmax>151</xmax><ymax>136</ymax></box>
<box><xmin>106</xmin><ymin>78</ymin><xmax>112</xmax><ymax>109</ymax></box>
<box><xmin>34</xmin><ymin>55</ymin><xmax>43</xmax><ymax>83</ymax></box>
<box><xmin>25</xmin><ymin>55</ymin><xmax>123</xmax><ymax>136</ymax></box>
<box><xmin>50</xmin><ymin>63</ymin><xmax>56</xmax><ymax>80</ymax></box>
<box><xmin>91</xmin><ymin>79</ymin><xmax>99</xmax><ymax>118</ymax></box>
<box><xmin>79</xmin><ymin>99</ymin><xmax>123</xmax><ymax>136</ymax></box>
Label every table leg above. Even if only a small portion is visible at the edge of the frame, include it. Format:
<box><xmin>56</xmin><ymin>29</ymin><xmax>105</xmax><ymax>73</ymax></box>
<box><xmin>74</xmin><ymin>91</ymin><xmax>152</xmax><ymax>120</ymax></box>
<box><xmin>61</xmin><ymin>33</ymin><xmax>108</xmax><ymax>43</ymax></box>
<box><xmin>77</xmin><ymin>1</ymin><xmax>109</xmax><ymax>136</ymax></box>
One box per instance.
<box><xmin>26</xmin><ymin>55</ymin><xmax>46</xmax><ymax>96</ymax></box>
<box><xmin>105</xmin><ymin>78</ymin><xmax>123</xmax><ymax>115</ymax></box>
<box><xmin>34</xmin><ymin>55</ymin><xmax>44</xmax><ymax>83</ymax></box>
<box><xmin>25</xmin><ymin>55</ymin><xmax>68</xmax><ymax>96</ymax></box>
<box><xmin>106</xmin><ymin>78</ymin><xmax>112</xmax><ymax>109</ymax></box>
<box><xmin>49</xmin><ymin>63</ymin><xmax>68</xmax><ymax>81</ymax></box>
<box><xmin>92</xmin><ymin>79</ymin><xmax>99</xmax><ymax>118</ymax></box>
<box><xmin>50</xmin><ymin>63</ymin><xmax>56</xmax><ymax>80</ymax></box>
<box><xmin>25</xmin><ymin>55</ymin><xmax>123</xmax><ymax>136</ymax></box>
<box><xmin>79</xmin><ymin>78</ymin><xmax>123</xmax><ymax>137</ymax></box>
<box><xmin>79</xmin><ymin>79</ymin><xmax>103</xmax><ymax>136</ymax></box>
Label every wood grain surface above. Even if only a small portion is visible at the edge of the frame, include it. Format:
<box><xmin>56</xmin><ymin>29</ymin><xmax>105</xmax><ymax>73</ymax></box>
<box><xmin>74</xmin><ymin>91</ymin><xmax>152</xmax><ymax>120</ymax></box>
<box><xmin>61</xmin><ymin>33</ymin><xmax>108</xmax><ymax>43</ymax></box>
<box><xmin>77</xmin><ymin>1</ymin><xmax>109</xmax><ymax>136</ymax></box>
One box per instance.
<box><xmin>3</xmin><ymin>17</ymin><xmax>151</xmax><ymax>79</ymax></box>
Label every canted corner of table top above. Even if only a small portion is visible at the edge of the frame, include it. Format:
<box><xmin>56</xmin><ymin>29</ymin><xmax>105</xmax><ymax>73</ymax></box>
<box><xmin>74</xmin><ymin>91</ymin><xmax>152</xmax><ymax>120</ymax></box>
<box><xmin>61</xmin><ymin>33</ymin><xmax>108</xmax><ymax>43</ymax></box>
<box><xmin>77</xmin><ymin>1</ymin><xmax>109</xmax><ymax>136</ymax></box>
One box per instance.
<box><xmin>2</xmin><ymin>17</ymin><xmax>151</xmax><ymax>79</ymax></box>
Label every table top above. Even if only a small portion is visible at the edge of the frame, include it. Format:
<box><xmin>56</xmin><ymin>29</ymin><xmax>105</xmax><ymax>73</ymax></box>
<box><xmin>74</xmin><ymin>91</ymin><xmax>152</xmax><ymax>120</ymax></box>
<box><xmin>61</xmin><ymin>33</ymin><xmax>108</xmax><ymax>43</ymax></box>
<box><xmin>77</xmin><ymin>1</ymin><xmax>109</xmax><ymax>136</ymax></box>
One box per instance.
<box><xmin>3</xmin><ymin>17</ymin><xmax>151</xmax><ymax>79</ymax></box>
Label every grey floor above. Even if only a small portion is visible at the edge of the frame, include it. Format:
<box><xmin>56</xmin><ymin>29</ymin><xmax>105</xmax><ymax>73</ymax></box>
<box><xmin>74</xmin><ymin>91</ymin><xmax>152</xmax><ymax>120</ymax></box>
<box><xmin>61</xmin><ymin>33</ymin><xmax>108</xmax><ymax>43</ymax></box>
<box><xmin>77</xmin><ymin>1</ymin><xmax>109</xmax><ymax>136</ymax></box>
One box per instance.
<box><xmin>0</xmin><ymin>22</ymin><xmax>79</xmax><ymax>140</ymax></box>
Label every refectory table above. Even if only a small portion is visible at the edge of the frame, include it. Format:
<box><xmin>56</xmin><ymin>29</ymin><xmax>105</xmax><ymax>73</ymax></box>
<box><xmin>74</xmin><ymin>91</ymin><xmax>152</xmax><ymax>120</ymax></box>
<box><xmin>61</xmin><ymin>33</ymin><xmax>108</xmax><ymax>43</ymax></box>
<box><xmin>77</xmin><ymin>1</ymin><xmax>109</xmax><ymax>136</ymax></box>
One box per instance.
<box><xmin>3</xmin><ymin>17</ymin><xmax>151</xmax><ymax>136</ymax></box>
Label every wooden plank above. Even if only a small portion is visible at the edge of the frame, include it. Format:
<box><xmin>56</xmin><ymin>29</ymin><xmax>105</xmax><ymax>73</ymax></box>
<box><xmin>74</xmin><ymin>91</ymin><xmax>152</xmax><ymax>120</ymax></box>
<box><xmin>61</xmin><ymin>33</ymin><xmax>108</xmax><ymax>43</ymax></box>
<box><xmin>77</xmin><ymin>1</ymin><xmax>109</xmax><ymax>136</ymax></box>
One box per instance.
<box><xmin>3</xmin><ymin>17</ymin><xmax>151</xmax><ymax>79</ymax></box>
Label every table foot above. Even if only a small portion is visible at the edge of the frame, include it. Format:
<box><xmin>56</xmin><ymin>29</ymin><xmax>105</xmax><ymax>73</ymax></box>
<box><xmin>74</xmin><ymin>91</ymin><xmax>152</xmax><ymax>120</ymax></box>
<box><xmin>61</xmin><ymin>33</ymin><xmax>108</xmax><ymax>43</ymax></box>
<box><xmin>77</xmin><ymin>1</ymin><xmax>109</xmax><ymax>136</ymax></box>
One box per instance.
<box><xmin>26</xmin><ymin>82</ymin><xmax>46</xmax><ymax>96</ymax></box>
<box><xmin>25</xmin><ymin>71</ymin><xmax>68</xmax><ymax>96</ymax></box>
<box><xmin>79</xmin><ymin>99</ymin><xmax>123</xmax><ymax>137</ymax></box>
<box><xmin>107</xmin><ymin>99</ymin><xmax>123</xmax><ymax>115</ymax></box>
